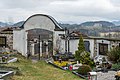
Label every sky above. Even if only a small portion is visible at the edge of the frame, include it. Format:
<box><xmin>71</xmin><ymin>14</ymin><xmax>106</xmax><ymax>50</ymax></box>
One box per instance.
<box><xmin>0</xmin><ymin>0</ymin><xmax>120</xmax><ymax>24</ymax></box>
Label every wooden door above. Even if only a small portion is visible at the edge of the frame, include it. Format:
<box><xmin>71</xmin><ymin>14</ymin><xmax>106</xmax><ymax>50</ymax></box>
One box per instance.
<box><xmin>99</xmin><ymin>43</ymin><xmax>108</xmax><ymax>55</ymax></box>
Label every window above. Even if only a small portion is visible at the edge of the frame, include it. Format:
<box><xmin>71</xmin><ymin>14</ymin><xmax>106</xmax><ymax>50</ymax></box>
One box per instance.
<box><xmin>84</xmin><ymin>41</ymin><xmax>90</xmax><ymax>52</ymax></box>
<box><xmin>0</xmin><ymin>37</ymin><xmax>6</xmax><ymax>47</ymax></box>
<box><xmin>99</xmin><ymin>43</ymin><xmax>108</xmax><ymax>55</ymax></box>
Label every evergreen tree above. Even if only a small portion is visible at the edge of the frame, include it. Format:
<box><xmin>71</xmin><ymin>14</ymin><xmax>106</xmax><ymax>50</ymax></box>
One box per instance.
<box><xmin>75</xmin><ymin>34</ymin><xmax>85</xmax><ymax>61</ymax></box>
<box><xmin>75</xmin><ymin>34</ymin><xmax>94</xmax><ymax>67</ymax></box>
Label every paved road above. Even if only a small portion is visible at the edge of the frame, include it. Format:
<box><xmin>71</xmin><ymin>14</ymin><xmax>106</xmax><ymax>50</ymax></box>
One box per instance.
<box><xmin>97</xmin><ymin>71</ymin><xmax>116</xmax><ymax>80</ymax></box>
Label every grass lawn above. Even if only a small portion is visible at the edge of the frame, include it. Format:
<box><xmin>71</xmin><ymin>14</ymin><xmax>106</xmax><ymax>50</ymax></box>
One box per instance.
<box><xmin>4</xmin><ymin>54</ymin><xmax>84</xmax><ymax>80</ymax></box>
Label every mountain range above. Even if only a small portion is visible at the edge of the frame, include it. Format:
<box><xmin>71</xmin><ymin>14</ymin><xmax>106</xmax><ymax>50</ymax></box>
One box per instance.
<box><xmin>0</xmin><ymin>22</ymin><xmax>9</xmax><ymax>27</ymax></box>
<box><xmin>0</xmin><ymin>21</ymin><xmax>24</xmax><ymax>27</ymax></box>
<box><xmin>60</xmin><ymin>21</ymin><xmax>119</xmax><ymax>28</ymax></box>
<box><xmin>59</xmin><ymin>21</ymin><xmax>120</xmax><ymax>36</ymax></box>
<box><xmin>0</xmin><ymin>20</ymin><xmax>120</xmax><ymax>36</ymax></box>
<box><xmin>12</xmin><ymin>21</ymin><xmax>24</xmax><ymax>27</ymax></box>
<box><xmin>0</xmin><ymin>20</ymin><xmax>120</xmax><ymax>28</ymax></box>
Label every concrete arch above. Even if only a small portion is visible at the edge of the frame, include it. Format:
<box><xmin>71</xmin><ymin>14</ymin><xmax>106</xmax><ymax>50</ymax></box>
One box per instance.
<box><xmin>21</xmin><ymin>14</ymin><xmax>63</xmax><ymax>31</ymax></box>
<box><xmin>13</xmin><ymin>14</ymin><xmax>65</xmax><ymax>57</ymax></box>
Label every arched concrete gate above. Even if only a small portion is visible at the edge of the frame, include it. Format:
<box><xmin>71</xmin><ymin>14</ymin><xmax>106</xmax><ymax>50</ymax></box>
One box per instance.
<box><xmin>22</xmin><ymin>14</ymin><xmax>63</xmax><ymax>58</ymax></box>
<box><xmin>13</xmin><ymin>14</ymin><xmax>64</xmax><ymax>58</ymax></box>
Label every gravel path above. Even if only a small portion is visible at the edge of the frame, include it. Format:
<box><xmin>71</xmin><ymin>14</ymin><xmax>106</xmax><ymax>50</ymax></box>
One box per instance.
<box><xmin>97</xmin><ymin>71</ymin><xmax>116</xmax><ymax>80</ymax></box>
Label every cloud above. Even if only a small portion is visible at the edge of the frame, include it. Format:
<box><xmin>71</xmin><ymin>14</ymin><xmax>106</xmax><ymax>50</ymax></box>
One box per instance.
<box><xmin>0</xmin><ymin>0</ymin><xmax>120</xmax><ymax>23</ymax></box>
<box><xmin>0</xmin><ymin>0</ymin><xmax>48</xmax><ymax>9</ymax></box>
<box><xmin>46</xmin><ymin>0</ymin><xmax>117</xmax><ymax>16</ymax></box>
<box><xmin>110</xmin><ymin>0</ymin><xmax>120</xmax><ymax>6</ymax></box>
<box><xmin>44</xmin><ymin>0</ymin><xmax>120</xmax><ymax>22</ymax></box>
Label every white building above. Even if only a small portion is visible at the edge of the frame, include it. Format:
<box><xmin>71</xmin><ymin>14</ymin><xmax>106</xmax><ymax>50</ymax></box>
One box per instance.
<box><xmin>13</xmin><ymin>14</ymin><xmax>64</xmax><ymax>57</ymax></box>
<box><xmin>99</xmin><ymin>31</ymin><xmax>120</xmax><ymax>38</ymax></box>
<box><xmin>13</xmin><ymin>14</ymin><xmax>120</xmax><ymax>58</ymax></box>
<box><xmin>58</xmin><ymin>32</ymin><xmax>120</xmax><ymax>58</ymax></box>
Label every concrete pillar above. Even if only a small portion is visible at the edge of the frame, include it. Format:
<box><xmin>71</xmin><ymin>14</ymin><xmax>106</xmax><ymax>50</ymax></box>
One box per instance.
<box><xmin>31</xmin><ymin>43</ymin><xmax>34</xmax><ymax>56</ymax></box>
<box><xmin>46</xmin><ymin>41</ymin><xmax>48</xmax><ymax>58</ymax></box>
<box><xmin>40</xmin><ymin>41</ymin><xmax>42</xmax><ymax>57</ymax></box>
<box><xmin>94</xmin><ymin>39</ymin><xmax>97</xmax><ymax>58</ymax></box>
<box><xmin>53</xmin><ymin>32</ymin><xmax>56</xmax><ymax>55</ymax></box>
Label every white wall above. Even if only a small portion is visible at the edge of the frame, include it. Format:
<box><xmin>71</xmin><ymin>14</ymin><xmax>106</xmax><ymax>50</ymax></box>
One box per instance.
<box><xmin>54</xmin><ymin>31</ymin><xmax>65</xmax><ymax>54</ymax></box>
<box><xmin>24</xmin><ymin>15</ymin><xmax>63</xmax><ymax>55</ymax></box>
<box><xmin>59</xmin><ymin>37</ymin><xmax>120</xmax><ymax>58</ymax></box>
<box><xmin>13</xmin><ymin>30</ymin><xmax>27</xmax><ymax>56</ymax></box>
<box><xmin>59</xmin><ymin>39</ymin><xmax>79</xmax><ymax>54</ymax></box>
<box><xmin>59</xmin><ymin>38</ymin><xmax>95</xmax><ymax>58</ymax></box>
<box><xmin>13</xmin><ymin>15</ymin><xmax>63</xmax><ymax>56</ymax></box>
<box><xmin>24</xmin><ymin>16</ymin><xmax>55</xmax><ymax>32</ymax></box>
<box><xmin>69</xmin><ymin>39</ymin><xmax>79</xmax><ymax>54</ymax></box>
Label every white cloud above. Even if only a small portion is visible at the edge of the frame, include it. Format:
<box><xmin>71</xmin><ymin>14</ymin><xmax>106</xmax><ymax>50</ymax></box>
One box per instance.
<box><xmin>42</xmin><ymin>0</ymin><xmax>120</xmax><ymax>23</ymax></box>
<box><xmin>0</xmin><ymin>0</ymin><xmax>120</xmax><ymax>23</ymax></box>
<box><xmin>47</xmin><ymin>0</ymin><xmax>116</xmax><ymax>15</ymax></box>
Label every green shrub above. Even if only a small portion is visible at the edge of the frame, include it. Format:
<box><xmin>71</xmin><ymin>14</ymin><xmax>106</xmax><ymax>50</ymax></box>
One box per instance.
<box><xmin>112</xmin><ymin>63</ymin><xmax>120</xmax><ymax>70</ymax></box>
<box><xmin>80</xmin><ymin>51</ymin><xmax>95</xmax><ymax>68</ymax></box>
<box><xmin>77</xmin><ymin>65</ymin><xmax>92</xmax><ymax>75</ymax></box>
<box><xmin>107</xmin><ymin>46</ymin><xmax>120</xmax><ymax>63</ymax></box>
<box><xmin>75</xmin><ymin>35</ymin><xmax>95</xmax><ymax>67</ymax></box>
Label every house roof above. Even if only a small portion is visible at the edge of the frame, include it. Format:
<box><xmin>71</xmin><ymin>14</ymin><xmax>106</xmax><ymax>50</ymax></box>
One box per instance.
<box><xmin>0</xmin><ymin>27</ymin><xmax>13</xmax><ymax>34</ymax></box>
<box><xmin>0</xmin><ymin>27</ymin><xmax>13</xmax><ymax>32</ymax></box>
<box><xmin>60</xmin><ymin>31</ymin><xmax>120</xmax><ymax>41</ymax></box>
<box><xmin>85</xmin><ymin>36</ymin><xmax>120</xmax><ymax>41</ymax></box>
<box><xmin>60</xmin><ymin>31</ymin><xmax>89</xmax><ymax>40</ymax></box>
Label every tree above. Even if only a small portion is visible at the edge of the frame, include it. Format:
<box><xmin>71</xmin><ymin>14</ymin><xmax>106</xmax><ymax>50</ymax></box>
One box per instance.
<box><xmin>75</xmin><ymin>34</ymin><xmax>94</xmax><ymax>67</ymax></box>
<box><xmin>75</xmin><ymin>34</ymin><xmax>85</xmax><ymax>61</ymax></box>
<box><xmin>107</xmin><ymin>46</ymin><xmax>120</xmax><ymax>63</ymax></box>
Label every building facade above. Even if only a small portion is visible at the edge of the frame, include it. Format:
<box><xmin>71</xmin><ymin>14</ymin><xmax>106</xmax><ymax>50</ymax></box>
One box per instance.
<box><xmin>99</xmin><ymin>31</ymin><xmax>120</xmax><ymax>38</ymax></box>
<box><xmin>12</xmin><ymin>14</ymin><xmax>120</xmax><ymax>59</ymax></box>
<box><xmin>13</xmin><ymin>14</ymin><xmax>64</xmax><ymax>57</ymax></box>
<box><xmin>0</xmin><ymin>28</ymin><xmax>13</xmax><ymax>49</ymax></box>
<box><xmin>58</xmin><ymin>32</ymin><xmax>120</xmax><ymax>58</ymax></box>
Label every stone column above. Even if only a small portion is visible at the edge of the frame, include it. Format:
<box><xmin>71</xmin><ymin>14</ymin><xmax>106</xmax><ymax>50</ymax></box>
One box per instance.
<box><xmin>31</xmin><ymin>43</ymin><xmax>34</xmax><ymax>56</ymax></box>
<box><xmin>40</xmin><ymin>41</ymin><xmax>42</xmax><ymax>57</ymax></box>
<box><xmin>46</xmin><ymin>41</ymin><xmax>48</xmax><ymax>58</ymax></box>
<box><xmin>94</xmin><ymin>39</ymin><xmax>97</xmax><ymax>58</ymax></box>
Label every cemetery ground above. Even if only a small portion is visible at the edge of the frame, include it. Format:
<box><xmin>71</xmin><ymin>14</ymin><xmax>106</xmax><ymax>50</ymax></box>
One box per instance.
<box><xmin>2</xmin><ymin>54</ymin><xmax>84</xmax><ymax>80</ymax></box>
